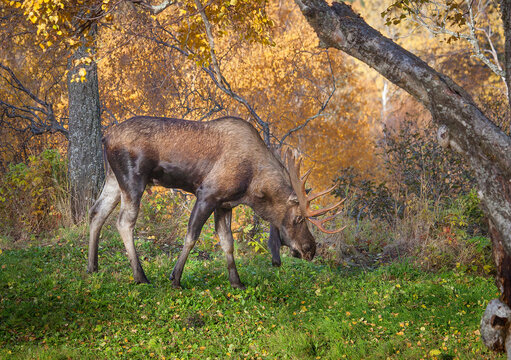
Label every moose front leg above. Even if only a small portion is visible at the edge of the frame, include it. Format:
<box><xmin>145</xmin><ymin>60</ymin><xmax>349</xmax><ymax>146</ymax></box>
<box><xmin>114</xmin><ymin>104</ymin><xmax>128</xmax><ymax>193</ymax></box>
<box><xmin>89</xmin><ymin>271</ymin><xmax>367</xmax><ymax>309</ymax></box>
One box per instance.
<box><xmin>170</xmin><ymin>197</ymin><xmax>215</xmax><ymax>288</ymax></box>
<box><xmin>268</xmin><ymin>225</ymin><xmax>282</xmax><ymax>267</ymax></box>
<box><xmin>214</xmin><ymin>208</ymin><xmax>244</xmax><ymax>289</ymax></box>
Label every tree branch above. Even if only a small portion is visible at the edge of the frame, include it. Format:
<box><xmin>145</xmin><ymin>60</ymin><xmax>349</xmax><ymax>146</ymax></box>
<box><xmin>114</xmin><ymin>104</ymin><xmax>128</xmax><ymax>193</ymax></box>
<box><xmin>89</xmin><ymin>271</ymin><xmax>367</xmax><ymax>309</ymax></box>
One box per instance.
<box><xmin>0</xmin><ymin>62</ymin><xmax>68</xmax><ymax>138</ymax></box>
<box><xmin>501</xmin><ymin>0</ymin><xmax>511</xmax><ymax>104</ymax></box>
<box><xmin>405</xmin><ymin>0</ymin><xmax>506</xmax><ymax>90</ymax></box>
<box><xmin>188</xmin><ymin>0</ymin><xmax>272</xmax><ymax>144</ymax></box>
<box><xmin>131</xmin><ymin>0</ymin><xmax>175</xmax><ymax>15</ymax></box>
<box><xmin>279</xmin><ymin>50</ymin><xmax>336</xmax><ymax>146</ymax></box>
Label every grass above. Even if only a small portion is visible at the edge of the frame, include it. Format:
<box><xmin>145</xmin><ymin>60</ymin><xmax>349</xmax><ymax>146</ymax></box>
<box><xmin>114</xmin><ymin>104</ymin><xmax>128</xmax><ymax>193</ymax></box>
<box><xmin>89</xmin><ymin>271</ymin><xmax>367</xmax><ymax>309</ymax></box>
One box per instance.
<box><xmin>0</xmin><ymin>227</ymin><xmax>505</xmax><ymax>359</ymax></box>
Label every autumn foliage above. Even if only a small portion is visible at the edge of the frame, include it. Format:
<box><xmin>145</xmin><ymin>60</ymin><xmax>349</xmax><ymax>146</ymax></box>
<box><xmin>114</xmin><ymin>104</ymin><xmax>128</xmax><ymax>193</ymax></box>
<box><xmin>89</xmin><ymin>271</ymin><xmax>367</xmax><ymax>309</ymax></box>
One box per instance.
<box><xmin>0</xmin><ymin>0</ymin><xmax>504</xmax><ymax>273</ymax></box>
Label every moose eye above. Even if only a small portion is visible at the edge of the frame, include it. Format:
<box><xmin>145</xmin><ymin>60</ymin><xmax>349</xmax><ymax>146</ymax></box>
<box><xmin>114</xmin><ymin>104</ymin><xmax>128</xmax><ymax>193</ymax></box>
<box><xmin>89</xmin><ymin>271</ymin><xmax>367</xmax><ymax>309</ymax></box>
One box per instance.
<box><xmin>294</xmin><ymin>216</ymin><xmax>305</xmax><ymax>224</ymax></box>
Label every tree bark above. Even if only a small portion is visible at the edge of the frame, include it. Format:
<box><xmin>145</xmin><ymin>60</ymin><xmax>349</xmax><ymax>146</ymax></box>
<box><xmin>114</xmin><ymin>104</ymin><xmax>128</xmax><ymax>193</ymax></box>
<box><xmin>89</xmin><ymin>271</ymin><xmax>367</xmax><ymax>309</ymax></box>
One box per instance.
<box><xmin>501</xmin><ymin>0</ymin><xmax>511</xmax><ymax>102</ymax></box>
<box><xmin>67</xmin><ymin>39</ymin><xmax>103</xmax><ymax>224</ymax></box>
<box><xmin>292</xmin><ymin>0</ymin><xmax>511</xmax><ymax>351</ymax></box>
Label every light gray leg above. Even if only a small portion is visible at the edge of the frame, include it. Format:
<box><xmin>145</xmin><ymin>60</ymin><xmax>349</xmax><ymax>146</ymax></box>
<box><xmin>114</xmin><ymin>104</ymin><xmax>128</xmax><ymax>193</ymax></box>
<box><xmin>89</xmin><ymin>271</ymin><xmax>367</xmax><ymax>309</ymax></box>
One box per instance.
<box><xmin>116</xmin><ymin>192</ymin><xmax>149</xmax><ymax>284</ymax></box>
<box><xmin>170</xmin><ymin>198</ymin><xmax>215</xmax><ymax>288</ymax></box>
<box><xmin>88</xmin><ymin>172</ymin><xmax>120</xmax><ymax>273</ymax></box>
<box><xmin>215</xmin><ymin>208</ymin><xmax>244</xmax><ymax>289</ymax></box>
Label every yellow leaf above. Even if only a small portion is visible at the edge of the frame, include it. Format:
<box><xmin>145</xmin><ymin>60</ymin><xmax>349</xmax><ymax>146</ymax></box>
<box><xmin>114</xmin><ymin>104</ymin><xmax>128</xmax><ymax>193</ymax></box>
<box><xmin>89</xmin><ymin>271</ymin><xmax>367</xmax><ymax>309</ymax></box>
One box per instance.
<box><xmin>78</xmin><ymin>67</ymin><xmax>86</xmax><ymax>77</ymax></box>
<box><xmin>429</xmin><ymin>349</ymin><xmax>441</xmax><ymax>356</ymax></box>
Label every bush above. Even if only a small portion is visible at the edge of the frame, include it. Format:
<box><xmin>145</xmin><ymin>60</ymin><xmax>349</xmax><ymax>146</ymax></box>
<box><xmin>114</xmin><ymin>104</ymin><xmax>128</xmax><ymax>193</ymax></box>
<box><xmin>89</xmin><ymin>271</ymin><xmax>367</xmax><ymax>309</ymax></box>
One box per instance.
<box><xmin>329</xmin><ymin>119</ymin><xmax>492</xmax><ymax>274</ymax></box>
<box><xmin>138</xmin><ymin>187</ymin><xmax>191</xmax><ymax>245</ymax></box>
<box><xmin>0</xmin><ymin>149</ymin><xmax>69</xmax><ymax>240</ymax></box>
<box><xmin>137</xmin><ymin>188</ymin><xmax>268</xmax><ymax>255</ymax></box>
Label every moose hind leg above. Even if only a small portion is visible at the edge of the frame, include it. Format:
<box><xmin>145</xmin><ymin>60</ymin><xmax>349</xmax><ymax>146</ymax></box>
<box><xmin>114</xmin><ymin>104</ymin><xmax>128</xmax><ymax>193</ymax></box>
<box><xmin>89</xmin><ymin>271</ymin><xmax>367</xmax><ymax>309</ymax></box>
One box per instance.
<box><xmin>215</xmin><ymin>208</ymin><xmax>244</xmax><ymax>289</ymax></box>
<box><xmin>88</xmin><ymin>171</ymin><xmax>120</xmax><ymax>273</ymax></box>
<box><xmin>117</xmin><ymin>191</ymin><xmax>149</xmax><ymax>284</ymax></box>
<box><xmin>170</xmin><ymin>197</ymin><xmax>216</xmax><ymax>288</ymax></box>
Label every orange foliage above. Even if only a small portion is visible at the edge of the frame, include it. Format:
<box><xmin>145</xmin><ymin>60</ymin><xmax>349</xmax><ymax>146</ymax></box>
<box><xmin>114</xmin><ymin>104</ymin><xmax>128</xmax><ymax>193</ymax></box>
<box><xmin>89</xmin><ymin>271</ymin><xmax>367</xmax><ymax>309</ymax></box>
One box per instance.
<box><xmin>94</xmin><ymin>0</ymin><xmax>381</xmax><ymax>193</ymax></box>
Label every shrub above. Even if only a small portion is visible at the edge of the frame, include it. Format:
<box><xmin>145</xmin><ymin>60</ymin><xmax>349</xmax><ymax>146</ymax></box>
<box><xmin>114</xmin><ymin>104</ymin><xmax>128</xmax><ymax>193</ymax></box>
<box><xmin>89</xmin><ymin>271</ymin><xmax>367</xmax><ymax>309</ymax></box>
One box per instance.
<box><xmin>330</xmin><ymin>119</ymin><xmax>491</xmax><ymax>274</ymax></box>
<box><xmin>138</xmin><ymin>187</ymin><xmax>191</xmax><ymax>244</ymax></box>
<box><xmin>0</xmin><ymin>149</ymin><xmax>69</xmax><ymax>240</ymax></box>
<box><xmin>137</xmin><ymin>188</ymin><xmax>267</xmax><ymax>255</ymax></box>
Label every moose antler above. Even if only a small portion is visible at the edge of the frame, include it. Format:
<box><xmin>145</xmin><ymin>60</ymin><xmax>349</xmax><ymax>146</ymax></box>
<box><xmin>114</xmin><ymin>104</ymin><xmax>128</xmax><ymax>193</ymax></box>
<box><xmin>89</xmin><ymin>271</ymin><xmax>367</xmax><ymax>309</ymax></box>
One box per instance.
<box><xmin>283</xmin><ymin>149</ymin><xmax>346</xmax><ymax>234</ymax></box>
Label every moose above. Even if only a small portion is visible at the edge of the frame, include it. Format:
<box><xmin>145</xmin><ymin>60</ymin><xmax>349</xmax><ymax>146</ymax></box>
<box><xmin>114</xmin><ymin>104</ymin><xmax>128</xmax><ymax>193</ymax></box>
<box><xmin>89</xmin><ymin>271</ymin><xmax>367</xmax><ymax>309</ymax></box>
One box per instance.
<box><xmin>88</xmin><ymin>116</ymin><xmax>343</xmax><ymax>288</ymax></box>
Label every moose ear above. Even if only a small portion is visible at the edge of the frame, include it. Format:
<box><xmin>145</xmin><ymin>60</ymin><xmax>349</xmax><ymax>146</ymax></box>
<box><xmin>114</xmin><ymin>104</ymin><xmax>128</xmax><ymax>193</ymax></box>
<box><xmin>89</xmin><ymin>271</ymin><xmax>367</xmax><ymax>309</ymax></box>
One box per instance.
<box><xmin>288</xmin><ymin>193</ymin><xmax>299</xmax><ymax>204</ymax></box>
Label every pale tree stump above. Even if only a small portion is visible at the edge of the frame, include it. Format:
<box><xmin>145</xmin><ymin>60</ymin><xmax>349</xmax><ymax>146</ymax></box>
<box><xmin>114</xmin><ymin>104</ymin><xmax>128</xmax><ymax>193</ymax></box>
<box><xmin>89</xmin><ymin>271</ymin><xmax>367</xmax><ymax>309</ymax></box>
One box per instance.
<box><xmin>481</xmin><ymin>299</ymin><xmax>511</xmax><ymax>357</ymax></box>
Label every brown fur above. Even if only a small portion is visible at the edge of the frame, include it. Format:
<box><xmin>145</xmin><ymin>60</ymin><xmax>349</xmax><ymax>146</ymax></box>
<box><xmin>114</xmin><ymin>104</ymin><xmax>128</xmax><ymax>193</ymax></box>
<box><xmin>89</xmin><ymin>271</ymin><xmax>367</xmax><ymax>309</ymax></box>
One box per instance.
<box><xmin>88</xmin><ymin>116</ymin><xmax>316</xmax><ymax>288</ymax></box>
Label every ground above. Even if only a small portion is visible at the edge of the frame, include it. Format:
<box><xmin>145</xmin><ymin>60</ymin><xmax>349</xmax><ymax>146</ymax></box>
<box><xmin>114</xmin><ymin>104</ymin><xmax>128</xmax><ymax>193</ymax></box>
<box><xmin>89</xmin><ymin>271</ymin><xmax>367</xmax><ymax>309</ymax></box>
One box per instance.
<box><xmin>0</xmin><ymin>227</ymin><xmax>505</xmax><ymax>359</ymax></box>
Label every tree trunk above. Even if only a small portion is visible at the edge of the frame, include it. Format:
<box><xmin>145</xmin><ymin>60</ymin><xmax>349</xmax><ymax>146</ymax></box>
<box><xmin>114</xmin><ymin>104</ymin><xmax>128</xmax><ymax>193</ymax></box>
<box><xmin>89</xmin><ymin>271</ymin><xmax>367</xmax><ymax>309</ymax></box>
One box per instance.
<box><xmin>501</xmin><ymin>0</ymin><xmax>511</xmax><ymax>102</ymax></box>
<box><xmin>292</xmin><ymin>0</ymin><xmax>511</xmax><ymax>353</ymax></box>
<box><xmin>67</xmin><ymin>38</ymin><xmax>103</xmax><ymax>224</ymax></box>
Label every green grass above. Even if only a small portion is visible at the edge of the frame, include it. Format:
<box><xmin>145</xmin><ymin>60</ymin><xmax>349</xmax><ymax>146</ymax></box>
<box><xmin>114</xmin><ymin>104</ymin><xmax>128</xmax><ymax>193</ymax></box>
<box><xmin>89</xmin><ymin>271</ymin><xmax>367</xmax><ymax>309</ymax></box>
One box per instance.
<box><xmin>0</xmin><ymin>228</ymin><xmax>504</xmax><ymax>359</ymax></box>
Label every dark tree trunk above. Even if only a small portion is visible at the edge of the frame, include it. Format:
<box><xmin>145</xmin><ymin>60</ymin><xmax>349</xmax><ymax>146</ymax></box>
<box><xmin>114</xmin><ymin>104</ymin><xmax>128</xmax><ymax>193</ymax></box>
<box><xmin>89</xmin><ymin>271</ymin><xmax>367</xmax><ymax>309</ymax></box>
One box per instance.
<box><xmin>292</xmin><ymin>0</ymin><xmax>511</xmax><ymax>353</ymax></box>
<box><xmin>501</xmin><ymin>0</ymin><xmax>511</xmax><ymax>102</ymax></box>
<box><xmin>67</xmin><ymin>39</ymin><xmax>103</xmax><ymax>224</ymax></box>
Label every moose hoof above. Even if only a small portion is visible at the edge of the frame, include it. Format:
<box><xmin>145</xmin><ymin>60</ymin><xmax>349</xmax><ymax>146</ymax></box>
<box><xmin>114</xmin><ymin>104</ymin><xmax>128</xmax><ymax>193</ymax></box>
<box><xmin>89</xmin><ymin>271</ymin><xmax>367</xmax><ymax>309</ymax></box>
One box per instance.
<box><xmin>231</xmin><ymin>282</ymin><xmax>246</xmax><ymax>290</ymax></box>
<box><xmin>133</xmin><ymin>274</ymin><xmax>150</xmax><ymax>284</ymax></box>
<box><xmin>272</xmin><ymin>259</ymin><xmax>282</xmax><ymax>267</ymax></box>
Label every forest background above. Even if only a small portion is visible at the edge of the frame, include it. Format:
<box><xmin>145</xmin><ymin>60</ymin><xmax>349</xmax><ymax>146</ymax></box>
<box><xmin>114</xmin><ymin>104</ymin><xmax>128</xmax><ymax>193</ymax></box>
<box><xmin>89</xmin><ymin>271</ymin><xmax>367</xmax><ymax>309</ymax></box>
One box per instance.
<box><xmin>0</xmin><ymin>0</ymin><xmax>508</xmax><ymax>358</ymax></box>
<box><xmin>1</xmin><ymin>0</ymin><xmax>503</xmax><ymax>271</ymax></box>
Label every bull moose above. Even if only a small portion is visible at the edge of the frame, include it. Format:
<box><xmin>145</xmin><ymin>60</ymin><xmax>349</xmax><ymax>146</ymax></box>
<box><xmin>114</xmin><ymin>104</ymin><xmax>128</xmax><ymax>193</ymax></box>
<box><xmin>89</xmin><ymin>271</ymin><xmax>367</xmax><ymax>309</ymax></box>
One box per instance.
<box><xmin>88</xmin><ymin>116</ymin><xmax>343</xmax><ymax>288</ymax></box>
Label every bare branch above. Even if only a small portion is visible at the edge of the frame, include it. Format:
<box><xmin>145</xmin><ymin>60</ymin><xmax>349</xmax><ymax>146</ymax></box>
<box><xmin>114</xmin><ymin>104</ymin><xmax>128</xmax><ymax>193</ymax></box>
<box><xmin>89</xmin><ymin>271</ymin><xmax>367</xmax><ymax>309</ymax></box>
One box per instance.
<box><xmin>407</xmin><ymin>0</ymin><xmax>506</xmax><ymax>90</ymax></box>
<box><xmin>138</xmin><ymin>6</ymin><xmax>337</xmax><ymax>148</ymax></box>
<box><xmin>0</xmin><ymin>62</ymin><xmax>68</xmax><ymax>138</ymax></box>
<box><xmin>194</xmin><ymin>0</ymin><xmax>221</xmax><ymax>84</ymax></box>
<box><xmin>279</xmin><ymin>50</ymin><xmax>337</xmax><ymax>146</ymax></box>
<box><xmin>464</xmin><ymin>0</ymin><xmax>506</xmax><ymax>83</ymax></box>
<box><xmin>186</xmin><ymin>0</ymin><xmax>271</xmax><ymax>144</ymax></box>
